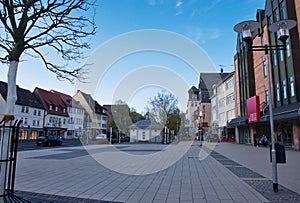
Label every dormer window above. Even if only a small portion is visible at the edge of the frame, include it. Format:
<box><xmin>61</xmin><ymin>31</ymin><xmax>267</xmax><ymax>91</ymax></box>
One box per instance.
<box><xmin>55</xmin><ymin>106</ymin><xmax>58</xmax><ymax>112</ymax></box>
<box><xmin>63</xmin><ymin>108</ymin><xmax>66</xmax><ymax>113</ymax></box>
<box><xmin>49</xmin><ymin>105</ymin><xmax>53</xmax><ymax>110</ymax></box>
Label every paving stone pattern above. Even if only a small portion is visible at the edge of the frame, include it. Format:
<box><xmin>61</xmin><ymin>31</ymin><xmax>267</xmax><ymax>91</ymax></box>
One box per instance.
<box><xmin>210</xmin><ymin>150</ymin><xmax>300</xmax><ymax>203</ymax></box>
<box><xmin>11</xmin><ymin>142</ymin><xmax>298</xmax><ymax>202</ymax></box>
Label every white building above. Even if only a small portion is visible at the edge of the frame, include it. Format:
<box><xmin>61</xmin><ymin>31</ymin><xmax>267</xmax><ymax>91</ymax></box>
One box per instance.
<box><xmin>34</xmin><ymin>87</ymin><xmax>69</xmax><ymax>138</ymax></box>
<box><xmin>0</xmin><ymin>81</ymin><xmax>45</xmax><ymax>140</ymax></box>
<box><xmin>185</xmin><ymin>86</ymin><xmax>199</xmax><ymax>137</ymax></box>
<box><xmin>51</xmin><ymin>90</ymin><xmax>85</xmax><ymax>139</ymax></box>
<box><xmin>210</xmin><ymin>72</ymin><xmax>236</xmax><ymax>141</ymax></box>
<box><xmin>128</xmin><ymin>120</ymin><xmax>162</xmax><ymax>143</ymax></box>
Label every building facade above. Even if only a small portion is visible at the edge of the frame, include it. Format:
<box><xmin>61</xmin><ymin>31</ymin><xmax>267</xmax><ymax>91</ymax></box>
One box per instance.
<box><xmin>128</xmin><ymin>119</ymin><xmax>162</xmax><ymax>143</ymax></box>
<box><xmin>51</xmin><ymin>90</ymin><xmax>85</xmax><ymax>139</ymax></box>
<box><xmin>0</xmin><ymin>81</ymin><xmax>45</xmax><ymax>140</ymax></box>
<box><xmin>73</xmin><ymin>90</ymin><xmax>108</xmax><ymax>139</ymax></box>
<box><xmin>232</xmin><ymin>0</ymin><xmax>300</xmax><ymax>149</ymax></box>
<box><xmin>197</xmin><ymin>72</ymin><xmax>231</xmax><ymax>139</ymax></box>
<box><xmin>34</xmin><ymin>87</ymin><xmax>70</xmax><ymax>138</ymax></box>
<box><xmin>210</xmin><ymin>73</ymin><xmax>236</xmax><ymax>141</ymax></box>
<box><xmin>185</xmin><ymin>86</ymin><xmax>199</xmax><ymax>137</ymax></box>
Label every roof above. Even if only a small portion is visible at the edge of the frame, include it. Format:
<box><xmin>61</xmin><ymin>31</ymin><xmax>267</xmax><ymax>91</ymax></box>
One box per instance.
<box><xmin>34</xmin><ymin>87</ymin><xmax>69</xmax><ymax>117</ymax></box>
<box><xmin>128</xmin><ymin>119</ymin><xmax>162</xmax><ymax>129</ymax></box>
<box><xmin>0</xmin><ymin>81</ymin><xmax>44</xmax><ymax>109</ymax></box>
<box><xmin>76</xmin><ymin>90</ymin><xmax>107</xmax><ymax>115</ymax></box>
<box><xmin>199</xmin><ymin>72</ymin><xmax>231</xmax><ymax>103</ymax></box>
<box><xmin>51</xmin><ymin>90</ymin><xmax>83</xmax><ymax>109</ymax></box>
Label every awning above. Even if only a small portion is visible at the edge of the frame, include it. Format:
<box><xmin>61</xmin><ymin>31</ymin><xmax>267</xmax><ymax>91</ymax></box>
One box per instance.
<box><xmin>228</xmin><ymin>116</ymin><xmax>247</xmax><ymax>127</ymax></box>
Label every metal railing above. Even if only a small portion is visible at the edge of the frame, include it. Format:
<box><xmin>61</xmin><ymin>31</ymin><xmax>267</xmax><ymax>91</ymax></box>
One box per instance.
<box><xmin>0</xmin><ymin>115</ymin><xmax>28</xmax><ymax>202</ymax></box>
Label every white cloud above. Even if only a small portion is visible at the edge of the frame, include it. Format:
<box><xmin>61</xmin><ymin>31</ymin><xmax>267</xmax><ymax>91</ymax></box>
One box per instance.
<box><xmin>176</xmin><ymin>1</ymin><xmax>183</xmax><ymax>8</ymax></box>
<box><xmin>175</xmin><ymin>11</ymin><xmax>183</xmax><ymax>16</ymax></box>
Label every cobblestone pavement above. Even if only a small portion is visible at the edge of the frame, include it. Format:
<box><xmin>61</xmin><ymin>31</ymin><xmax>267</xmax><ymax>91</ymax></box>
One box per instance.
<box><xmin>9</xmin><ymin>142</ymin><xmax>300</xmax><ymax>202</ymax></box>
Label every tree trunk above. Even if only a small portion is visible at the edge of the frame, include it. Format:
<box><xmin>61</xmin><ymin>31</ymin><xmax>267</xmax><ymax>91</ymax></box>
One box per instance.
<box><xmin>0</xmin><ymin>61</ymin><xmax>19</xmax><ymax>197</ymax></box>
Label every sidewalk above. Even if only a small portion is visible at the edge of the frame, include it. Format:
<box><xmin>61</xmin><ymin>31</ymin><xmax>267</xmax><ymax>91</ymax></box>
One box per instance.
<box><xmin>10</xmin><ymin>142</ymin><xmax>300</xmax><ymax>203</ymax></box>
<box><xmin>213</xmin><ymin>142</ymin><xmax>300</xmax><ymax>195</ymax></box>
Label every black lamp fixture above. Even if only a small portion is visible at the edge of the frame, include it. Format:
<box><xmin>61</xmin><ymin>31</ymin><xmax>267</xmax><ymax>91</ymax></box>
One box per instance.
<box><xmin>233</xmin><ymin>18</ymin><xmax>296</xmax><ymax>193</ymax></box>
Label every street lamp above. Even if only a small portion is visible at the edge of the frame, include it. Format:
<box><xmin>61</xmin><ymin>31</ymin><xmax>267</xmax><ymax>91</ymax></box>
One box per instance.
<box><xmin>198</xmin><ymin>111</ymin><xmax>203</xmax><ymax>146</ymax></box>
<box><xmin>233</xmin><ymin>19</ymin><xmax>296</xmax><ymax>193</ymax></box>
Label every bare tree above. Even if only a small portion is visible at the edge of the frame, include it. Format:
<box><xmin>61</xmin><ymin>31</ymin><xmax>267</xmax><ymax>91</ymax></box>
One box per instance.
<box><xmin>0</xmin><ymin>0</ymin><xmax>96</xmax><ymax>197</ymax></box>
<box><xmin>0</xmin><ymin>0</ymin><xmax>96</xmax><ymax>114</ymax></box>
<box><xmin>147</xmin><ymin>90</ymin><xmax>180</xmax><ymax>128</ymax></box>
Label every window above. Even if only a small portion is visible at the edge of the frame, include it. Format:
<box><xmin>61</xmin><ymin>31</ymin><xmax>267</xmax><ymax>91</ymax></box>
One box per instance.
<box><xmin>38</xmin><ymin>110</ymin><xmax>41</xmax><ymax>116</ymax></box>
<box><xmin>219</xmin><ymin>98</ymin><xmax>225</xmax><ymax>107</ymax></box>
<box><xmin>63</xmin><ymin>108</ymin><xmax>66</xmax><ymax>113</ymax></box>
<box><xmin>33</xmin><ymin>120</ymin><xmax>36</xmax><ymax>126</ymax></box>
<box><xmin>24</xmin><ymin>118</ymin><xmax>28</xmax><ymax>125</ymax></box>
<box><xmin>21</xmin><ymin>106</ymin><xmax>25</xmax><ymax>113</ymax></box>
<box><xmin>49</xmin><ymin>105</ymin><xmax>53</xmax><ymax>110</ymax></box>
<box><xmin>142</xmin><ymin>132</ymin><xmax>146</xmax><ymax>140</ymax></box>
<box><xmin>203</xmin><ymin>105</ymin><xmax>206</xmax><ymax>112</ymax></box>
<box><xmin>282</xmin><ymin>80</ymin><xmax>287</xmax><ymax>99</ymax></box>
<box><xmin>273</xmin><ymin>50</ymin><xmax>277</xmax><ymax>66</ymax></box>
<box><xmin>268</xmin><ymin>15</ymin><xmax>273</xmax><ymax>26</ymax></box>
<box><xmin>280</xmin><ymin>1</ymin><xmax>286</xmax><ymax>20</ymax></box>
<box><xmin>274</xmin><ymin>8</ymin><xmax>279</xmax><ymax>22</ymax></box>
<box><xmin>25</xmin><ymin>106</ymin><xmax>29</xmax><ymax>113</ymax></box>
<box><xmin>279</xmin><ymin>50</ymin><xmax>284</xmax><ymax>62</ymax></box>
<box><xmin>37</xmin><ymin>120</ymin><xmax>40</xmax><ymax>126</ymax></box>
<box><xmin>290</xmin><ymin>76</ymin><xmax>295</xmax><ymax>97</ymax></box>
<box><xmin>63</xmin><ymin>119</ymin><xmax>66</xmax><ymax>125</ymax></box>
<box><xmin>266</xmin><ymin>90</ymin><xmax>269</xmax><ymax>104</ymax></box>
<box><xmin>34</xmin><ymin>110</ymin><xmax>37</xmax><ymax>116</ymax></box>
<box><xmin>276</xmin><ymin>83</ymin><xmax>280</xmax><ymax>101</ymax></box>
<box><xmin>226</xmin><ymin>79</ymin><xmax>234</xmax><ymax>90</ymax></box>
<box><xmin>55</xmin><ymin>106</ymin><xmax>58</xmax><ymax>112</ymax></box>
<box><xmin>286</xmin><ymin>39</ymin><xmax>291</xmax><ymax>57</ymax></box>
<box><xmin>226</xmin><ymin>93</ymin><xmax>235</xmax><ymax>105</ymax></box>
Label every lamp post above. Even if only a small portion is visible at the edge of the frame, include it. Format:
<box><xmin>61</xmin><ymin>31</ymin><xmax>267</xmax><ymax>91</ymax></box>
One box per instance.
<box><xmin>233</xmin><ymin>19</ymin><xmax>296</xmax><ymax>193</ymax></box>
<box><xmin>198</xmin><ymin>111</ymin><xmax>203</xmax><ymax>146</ymax></box>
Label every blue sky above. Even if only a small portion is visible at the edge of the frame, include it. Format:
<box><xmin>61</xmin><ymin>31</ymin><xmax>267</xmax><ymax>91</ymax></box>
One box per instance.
<box><xmin>0</xmin><ymin>0</ymin><xmax>265</xmax><ymax>113</ymax></box>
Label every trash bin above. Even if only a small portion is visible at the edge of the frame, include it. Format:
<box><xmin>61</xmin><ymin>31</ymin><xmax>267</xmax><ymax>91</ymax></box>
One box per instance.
<box><xmin>270</xmin><ymin>142</ymin><xmax>286</xmax><ymax>164</ymax></box>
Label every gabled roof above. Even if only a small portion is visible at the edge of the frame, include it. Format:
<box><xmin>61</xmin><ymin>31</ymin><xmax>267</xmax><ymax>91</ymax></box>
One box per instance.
<box><xmin>0</xmin><ymin>81</ymin><xmax>44</xmax><ymax>109</ymax></box>
<box><xmin>76</xmin><ymin>90</ymin><xmax>107</xmax><ymax>116</ymax></box>
<box><xmin>50</xmin><ymin>90</ymin><xmax>83</xmax><ymax>109</ymax></box>
<box><xmin>34</xmin><ymin>87</ymin><xmax>69</xmax><ymax>117</ymax></box>
<box><xmin>198</xmin><ymin>72</ymin><xmax>231</xmax><ymax>103</ymax></box>
<box><xmin>128</xmin><ymin>119</ymin><xmax>162</xmax><ymax>129</ymax></box>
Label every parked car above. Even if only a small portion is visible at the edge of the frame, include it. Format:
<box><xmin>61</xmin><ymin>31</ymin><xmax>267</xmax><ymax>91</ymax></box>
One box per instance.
<box><xmin>95</xmin><ymin>134</ymin><xmax>107</xmax><ymax>139</ymax></box>
<box><xmin>121</xmin><ymin>135</ymin><xmax>130</xmax><ymax>142</ymax></box>
<box><xmin>36</xmin><ymin>135</ymin><xmax>62</xmax><ymax>146</ymax></box>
